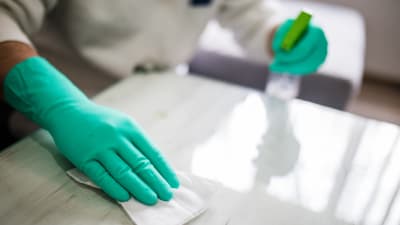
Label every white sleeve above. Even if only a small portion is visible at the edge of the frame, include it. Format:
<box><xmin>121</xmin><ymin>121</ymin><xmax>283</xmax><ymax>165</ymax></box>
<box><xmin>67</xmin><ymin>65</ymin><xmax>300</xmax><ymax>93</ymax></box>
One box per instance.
<box><xmin>216</xmin><ymin>0</ymin><xmax>284</xmax><ymax>62</ymax></box>
<box><xmin>0</xmin><ymin>0</ymin><xmax>58</xmax><ymax>45</ymax></box>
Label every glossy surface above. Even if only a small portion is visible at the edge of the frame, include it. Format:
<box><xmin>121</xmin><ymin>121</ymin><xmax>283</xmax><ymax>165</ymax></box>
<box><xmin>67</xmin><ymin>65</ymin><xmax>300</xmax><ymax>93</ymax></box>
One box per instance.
<box><xmin>1</xmin><ymin>73</ymin><xmax>399</xmax><ymax>225</ymax></box>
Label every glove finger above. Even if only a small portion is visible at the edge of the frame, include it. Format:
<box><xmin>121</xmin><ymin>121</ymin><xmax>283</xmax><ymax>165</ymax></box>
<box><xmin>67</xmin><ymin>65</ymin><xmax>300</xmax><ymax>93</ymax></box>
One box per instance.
<box><xmin>124</xmin><ymin>125</ymin><xmax>180</xmax><ymax>189</ymax></box>
<box><xmin>98</xmin><ymin>151</ymin><xmax>158</xmax><ymax>205</ymax></box>
<box><xmin>117</xmin><ymin>139</ymin><xmax>173</xmax><ymax>201</ymax></box>
<box><xmin>82</xmin><ymin>161</ymin><xmax>130</xmax><ymax>202</ymax></box>
<box><xmin>274</xmin><ymin>26</ymin><xmax>325</xmax><ymax>63</ymax></box>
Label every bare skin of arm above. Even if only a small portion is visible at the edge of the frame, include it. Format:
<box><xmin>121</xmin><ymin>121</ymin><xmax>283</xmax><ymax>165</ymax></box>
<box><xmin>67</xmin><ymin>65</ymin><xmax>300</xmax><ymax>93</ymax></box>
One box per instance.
<box><xmin>0</xmin><ymin>41</ymin><xmax>38</xmax><ymax>99</ymax></box>
<box><xmin>267</xmin><ymin>25</ymin><xmax>279</xmax><ymax>58</ymax></box>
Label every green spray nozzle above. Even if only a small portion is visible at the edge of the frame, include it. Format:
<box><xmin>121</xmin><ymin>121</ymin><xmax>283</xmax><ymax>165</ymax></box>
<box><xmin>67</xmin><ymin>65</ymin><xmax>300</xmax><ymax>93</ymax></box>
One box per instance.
<box><xmin>281</xmin><ymin>11</ymin><xmax>313</xmax><ymax>51</ymax></box>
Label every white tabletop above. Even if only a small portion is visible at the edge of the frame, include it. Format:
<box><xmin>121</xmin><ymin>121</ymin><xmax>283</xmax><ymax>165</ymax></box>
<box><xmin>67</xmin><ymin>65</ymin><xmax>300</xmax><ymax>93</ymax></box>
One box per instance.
<box><xmin>1</xmin><ymin>73</ymin><xmax>399</xmax><ymax>225</ymax></box>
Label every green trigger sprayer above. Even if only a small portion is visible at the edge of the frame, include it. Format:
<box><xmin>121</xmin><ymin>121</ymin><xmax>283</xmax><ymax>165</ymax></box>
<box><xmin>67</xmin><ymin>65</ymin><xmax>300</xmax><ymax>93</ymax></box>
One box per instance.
<box><xmin>266</xmin><ymin>11</ymin><xmax>312</xmax><ymax>100</ymax></box>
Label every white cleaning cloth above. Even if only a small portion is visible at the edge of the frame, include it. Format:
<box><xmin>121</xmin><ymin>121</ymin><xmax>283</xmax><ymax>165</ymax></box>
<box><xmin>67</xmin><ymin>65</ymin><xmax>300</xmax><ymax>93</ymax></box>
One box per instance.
<box><xmin>67</xmin><ymin>169</ymin><xmax>215</xmax><ymax>225</ymax></box>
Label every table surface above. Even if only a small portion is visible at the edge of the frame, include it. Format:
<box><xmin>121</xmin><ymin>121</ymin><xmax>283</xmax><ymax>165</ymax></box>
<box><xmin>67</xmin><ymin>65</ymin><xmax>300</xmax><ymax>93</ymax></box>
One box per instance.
<box><xmin>1</xmin><ymin>73</ymin><xmax>400</xmax><ymax>225</ymax></box>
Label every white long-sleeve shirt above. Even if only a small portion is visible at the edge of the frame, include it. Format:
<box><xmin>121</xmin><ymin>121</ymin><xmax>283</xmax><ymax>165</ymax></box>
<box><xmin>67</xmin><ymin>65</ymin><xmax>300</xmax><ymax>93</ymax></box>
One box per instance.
<box><xmin>0</xmin><ymin>0</ymin><xmax>281</xmax><ymax>77</ymax></box>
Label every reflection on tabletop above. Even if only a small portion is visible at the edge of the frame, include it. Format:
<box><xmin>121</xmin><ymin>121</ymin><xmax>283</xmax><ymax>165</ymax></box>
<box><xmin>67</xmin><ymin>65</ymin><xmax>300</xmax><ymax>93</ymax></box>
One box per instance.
<box><xmin>189</xmin><ymin>93</ymin><xmax>400</xmax><ymax>225</ymax></box>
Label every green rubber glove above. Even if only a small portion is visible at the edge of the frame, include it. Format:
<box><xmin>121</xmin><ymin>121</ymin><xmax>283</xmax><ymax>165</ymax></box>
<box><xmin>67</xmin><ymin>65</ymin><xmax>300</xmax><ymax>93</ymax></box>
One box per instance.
<box><xmin>4</xmin><ymin>57</ymin><xmax>180</xmax><ymax>205</ymax></box>
<box><xmin>270</xmin><ymin>19</ymin><xmax>328</xmax><ymax>75</ymax></box>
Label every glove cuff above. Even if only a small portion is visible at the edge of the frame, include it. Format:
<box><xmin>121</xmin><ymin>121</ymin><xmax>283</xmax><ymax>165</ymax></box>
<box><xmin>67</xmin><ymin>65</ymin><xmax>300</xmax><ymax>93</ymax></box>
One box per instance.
<box><xmin>4</xmin><ymin>56</ymin><xmax>89</xmax><ymax>129</ymax></box>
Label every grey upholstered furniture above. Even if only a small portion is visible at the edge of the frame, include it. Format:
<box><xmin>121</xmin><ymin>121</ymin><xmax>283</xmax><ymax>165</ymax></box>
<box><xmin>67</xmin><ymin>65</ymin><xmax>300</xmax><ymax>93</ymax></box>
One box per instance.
<box><xmin>189</xmin><ymin>50</ymin><xmax>352</xmax><ymax>110</ymax></box>
<box><xmin>193</xmin><ymin>0</ymin><xmax>365</xmax><ymax>110</ymax></box>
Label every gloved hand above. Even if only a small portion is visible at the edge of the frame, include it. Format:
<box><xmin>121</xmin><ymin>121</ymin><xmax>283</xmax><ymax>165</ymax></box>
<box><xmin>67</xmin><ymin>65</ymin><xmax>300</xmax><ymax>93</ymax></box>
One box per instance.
<box><xmin>270</xmin><ymin>19</ymin><xmax>328</xmax><ymax>75</ymax></box>
<box><xmin>4</xmin><ymin>57</ymin><xmax>179</xmax><ymax>205</ymax></box>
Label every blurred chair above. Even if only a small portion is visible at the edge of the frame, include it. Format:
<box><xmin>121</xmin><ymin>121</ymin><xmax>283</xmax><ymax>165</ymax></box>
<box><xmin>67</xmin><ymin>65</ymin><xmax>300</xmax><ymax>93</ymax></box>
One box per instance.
<box><xmin>190</xmin><ymin>0</ymin><xmax>365</xmax><ymax>110</ymax></box>
<box><xmin>189</xmin><ymin>50</ymin><xmax>352</xmax><ymax>109</ymax></box>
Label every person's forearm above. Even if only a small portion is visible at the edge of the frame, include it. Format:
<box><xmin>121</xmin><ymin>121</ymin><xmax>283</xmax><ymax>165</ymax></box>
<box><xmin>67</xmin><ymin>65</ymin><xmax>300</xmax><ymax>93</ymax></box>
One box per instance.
<box><xmin>266</xmin><ymin>25</ymin><xmax>280</xmax><ymax>58</ymax></box>
<box><xmin>0</xmin><ymin>41</ymin><xmax>38</xmax><ymax>99</ymax></box>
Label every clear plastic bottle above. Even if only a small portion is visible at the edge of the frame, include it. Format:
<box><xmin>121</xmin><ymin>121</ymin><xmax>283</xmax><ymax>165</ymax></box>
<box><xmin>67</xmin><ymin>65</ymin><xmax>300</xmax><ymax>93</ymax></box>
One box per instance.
<box><xmin>266</xmin><ymin>73</ymin><xmax>301</xmax><ymax>100</ymax></box>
